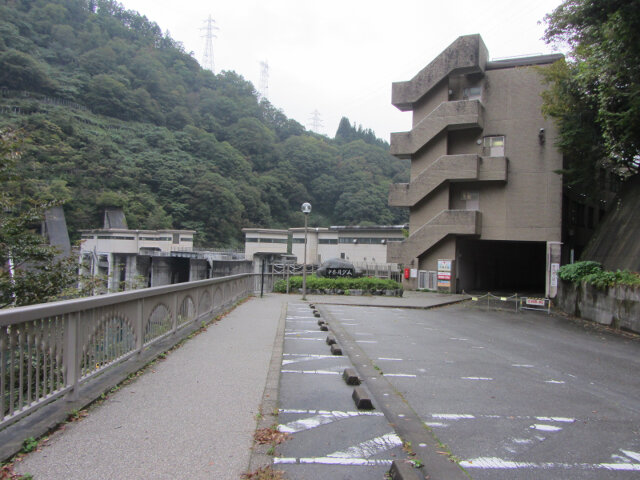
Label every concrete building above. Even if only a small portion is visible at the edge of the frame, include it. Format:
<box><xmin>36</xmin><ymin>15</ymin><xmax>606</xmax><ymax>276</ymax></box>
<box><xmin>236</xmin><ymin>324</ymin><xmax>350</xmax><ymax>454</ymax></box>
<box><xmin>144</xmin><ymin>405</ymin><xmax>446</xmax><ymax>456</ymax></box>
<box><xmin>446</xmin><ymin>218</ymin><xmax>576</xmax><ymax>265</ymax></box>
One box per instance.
<box><xmin>387</xmin><ymin>35</ymin><xmax>564</xmax><ymax>296</ymax></box>
<box><xmin>243</xmin><ymin>225</ymin><xmax>405</xmax><ymax>269</ymax></box>
<box><xmin>80</xmin><ymin>227</ymin><xmax>201</xmax><ymax>291</ymax></box>
<box><xmin>81</xmin><ymin>210</ymin><xmax>249</xmax><ymax>292</ymax></box>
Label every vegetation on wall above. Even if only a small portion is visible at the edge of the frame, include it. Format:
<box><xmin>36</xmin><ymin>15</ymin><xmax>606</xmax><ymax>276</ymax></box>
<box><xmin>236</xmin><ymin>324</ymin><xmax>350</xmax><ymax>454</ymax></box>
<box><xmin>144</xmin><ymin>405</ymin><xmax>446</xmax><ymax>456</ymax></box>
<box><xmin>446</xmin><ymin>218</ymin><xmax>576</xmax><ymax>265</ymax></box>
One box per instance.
<box><xmin>0</xmin><ymin>0</ymin><xmax>408</xmax><ymax>247</ymax></box>
<box><xmin>558</xmin><ymin>261</ymin><xmax>640</xmax><ymax>290</ymax></box>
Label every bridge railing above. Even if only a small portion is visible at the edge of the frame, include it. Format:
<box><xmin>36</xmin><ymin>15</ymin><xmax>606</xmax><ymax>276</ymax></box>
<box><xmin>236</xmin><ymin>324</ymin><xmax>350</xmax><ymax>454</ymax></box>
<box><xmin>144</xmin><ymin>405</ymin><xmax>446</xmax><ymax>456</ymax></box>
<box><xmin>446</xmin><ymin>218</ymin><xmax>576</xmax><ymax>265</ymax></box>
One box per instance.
<box><xmin>0</xmin><ymin>273</ymin><xmax>254</xmax><ymax>431</ymax></box>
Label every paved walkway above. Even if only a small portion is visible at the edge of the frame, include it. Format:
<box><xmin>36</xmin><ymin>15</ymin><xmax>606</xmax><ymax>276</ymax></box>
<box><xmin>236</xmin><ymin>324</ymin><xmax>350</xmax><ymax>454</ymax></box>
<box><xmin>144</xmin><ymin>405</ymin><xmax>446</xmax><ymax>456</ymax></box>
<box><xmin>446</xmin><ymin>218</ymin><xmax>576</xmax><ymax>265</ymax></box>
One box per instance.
<box><xmin>15</xmin><ymin>295</ymin><xmax>286</xmax><ymax>480</ymax></box>
<box><xmin>14</xmin><ymin>291</ymin><xmax>467</xmax><ymax>479</ymax></box>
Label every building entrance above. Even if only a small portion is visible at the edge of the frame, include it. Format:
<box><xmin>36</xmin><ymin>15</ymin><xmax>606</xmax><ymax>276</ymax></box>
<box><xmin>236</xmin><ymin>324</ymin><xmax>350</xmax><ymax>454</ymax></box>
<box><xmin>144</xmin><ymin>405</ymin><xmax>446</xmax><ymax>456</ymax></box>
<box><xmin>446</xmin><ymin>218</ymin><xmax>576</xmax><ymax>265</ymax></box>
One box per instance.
<box><xmin>457</xmin><ymin>239</ymin><xmax>546</xmax><ymax>294</ymax></box>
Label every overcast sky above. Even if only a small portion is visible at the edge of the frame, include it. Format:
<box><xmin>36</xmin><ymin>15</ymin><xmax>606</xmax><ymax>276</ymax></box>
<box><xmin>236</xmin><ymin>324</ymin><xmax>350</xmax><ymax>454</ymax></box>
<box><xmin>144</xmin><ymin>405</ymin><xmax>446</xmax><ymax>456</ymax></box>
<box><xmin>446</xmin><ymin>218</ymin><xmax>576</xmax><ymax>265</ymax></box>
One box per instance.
<box><xmin>118</xmin><ymin>0</ymin><xmax>565</xmax><ymax>141</ymax></box>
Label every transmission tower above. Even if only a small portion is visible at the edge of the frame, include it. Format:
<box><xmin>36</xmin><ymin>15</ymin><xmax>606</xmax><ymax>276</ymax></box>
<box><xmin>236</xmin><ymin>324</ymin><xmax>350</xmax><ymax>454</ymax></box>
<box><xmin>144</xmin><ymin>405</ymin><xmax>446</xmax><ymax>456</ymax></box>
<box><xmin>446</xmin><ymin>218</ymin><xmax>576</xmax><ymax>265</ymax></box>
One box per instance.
<box><xmin>308</xmin><ymin>109</ymin><xmax>323</xmax><ymax>133</ymax></box>
<box><xmin>201</xmin><ymin>15</ymin><xmax>219</xmax><ymax>73</ymax></box>
<box><xmin>259</xmin><ymin>61</ymin><xmax>269</xmax><ymax>101</ymax></box>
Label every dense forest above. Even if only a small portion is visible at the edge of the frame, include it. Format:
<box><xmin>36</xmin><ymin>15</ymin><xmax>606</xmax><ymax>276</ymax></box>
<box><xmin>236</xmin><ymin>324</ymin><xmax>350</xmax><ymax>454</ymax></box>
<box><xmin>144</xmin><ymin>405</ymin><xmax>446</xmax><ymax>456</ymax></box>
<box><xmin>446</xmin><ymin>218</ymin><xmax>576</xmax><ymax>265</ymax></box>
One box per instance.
<box><xmin>0</xmin><ymin>0</ymin><xmax>408</xmax><ymax>247</ymax></box>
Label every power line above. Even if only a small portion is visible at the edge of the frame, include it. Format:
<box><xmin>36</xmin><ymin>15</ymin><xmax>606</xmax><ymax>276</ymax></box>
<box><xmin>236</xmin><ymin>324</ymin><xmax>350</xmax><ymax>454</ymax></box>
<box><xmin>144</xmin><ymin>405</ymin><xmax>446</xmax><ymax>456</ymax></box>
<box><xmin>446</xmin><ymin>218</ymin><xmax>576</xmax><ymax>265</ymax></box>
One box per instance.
<box><xmin>201</xmin><ymin>15</ymin><xmax>219</xmax><ymax>73</ymax></box>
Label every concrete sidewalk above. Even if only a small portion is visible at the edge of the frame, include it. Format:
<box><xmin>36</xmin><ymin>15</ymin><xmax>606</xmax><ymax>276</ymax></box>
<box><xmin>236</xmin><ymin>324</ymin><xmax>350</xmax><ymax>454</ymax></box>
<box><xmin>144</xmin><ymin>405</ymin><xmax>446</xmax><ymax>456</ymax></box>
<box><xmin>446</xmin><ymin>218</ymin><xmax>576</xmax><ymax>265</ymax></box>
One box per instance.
<box><xmin>15</xmin><ymin>294</ymin><xmax>287</xmax><ymax>480</ymax></box>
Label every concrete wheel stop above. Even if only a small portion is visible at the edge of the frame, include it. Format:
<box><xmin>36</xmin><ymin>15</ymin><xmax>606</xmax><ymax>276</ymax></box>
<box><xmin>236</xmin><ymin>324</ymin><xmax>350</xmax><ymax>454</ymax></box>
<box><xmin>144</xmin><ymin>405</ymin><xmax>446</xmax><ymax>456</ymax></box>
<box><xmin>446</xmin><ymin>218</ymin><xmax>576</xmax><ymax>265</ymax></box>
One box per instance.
<box><xmin>342</xmin><ymin>368</ymin><xmax>361</xmax><ymax>385</ymax></box>
<box><xmin>388</xmin><ymin>460</ymin><xmax>425</xmax><ymax>480</ymax></box>
<box><xmin>352</xmin><ymin>386</ymin><xmax>374</xmax><ymax>409</ymax></box>
<box><xmin>325</xmin><ymin>335</ymin><xmax>336</xmax><ymax>345</ymax></box>
<box><xmin>330</xmin><ymin>344</ymin><xmax>342</xmax><ymax>355</ymax></box>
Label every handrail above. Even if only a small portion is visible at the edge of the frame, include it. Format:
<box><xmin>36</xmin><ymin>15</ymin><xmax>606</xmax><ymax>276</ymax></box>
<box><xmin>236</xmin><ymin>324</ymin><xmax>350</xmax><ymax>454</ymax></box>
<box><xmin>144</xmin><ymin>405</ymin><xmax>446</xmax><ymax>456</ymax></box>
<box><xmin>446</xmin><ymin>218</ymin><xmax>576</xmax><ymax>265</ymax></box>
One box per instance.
<box><xmin>0</xmin><ymin>274</ymin><xmax>256</xmax><ymax>431</ymax></box>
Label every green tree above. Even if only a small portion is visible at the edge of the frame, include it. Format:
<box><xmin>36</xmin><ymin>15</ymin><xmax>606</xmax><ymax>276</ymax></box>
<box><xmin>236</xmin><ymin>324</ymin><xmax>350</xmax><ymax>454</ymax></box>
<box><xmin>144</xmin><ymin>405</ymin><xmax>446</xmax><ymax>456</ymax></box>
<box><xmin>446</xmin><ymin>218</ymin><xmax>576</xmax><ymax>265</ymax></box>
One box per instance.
<box><xmin>0</xmin><ymin>129</ymin><xmax>77</xmax><ymax>308</ymax></box>
<box><xmin>543</xmin><ymin>0</ymin><xmax>640</xmax><ymax>176</ymax></box>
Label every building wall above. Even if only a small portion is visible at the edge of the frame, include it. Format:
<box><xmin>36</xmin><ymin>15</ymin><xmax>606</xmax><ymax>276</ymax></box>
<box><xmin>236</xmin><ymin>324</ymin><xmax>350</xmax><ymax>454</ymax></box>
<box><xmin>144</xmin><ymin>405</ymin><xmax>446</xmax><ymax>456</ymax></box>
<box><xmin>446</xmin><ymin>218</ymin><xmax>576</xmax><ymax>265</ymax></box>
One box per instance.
<box><xmin>388</xmin><ymin>34</ymin><xmax>563</xmax><ymax>294</ymax></box>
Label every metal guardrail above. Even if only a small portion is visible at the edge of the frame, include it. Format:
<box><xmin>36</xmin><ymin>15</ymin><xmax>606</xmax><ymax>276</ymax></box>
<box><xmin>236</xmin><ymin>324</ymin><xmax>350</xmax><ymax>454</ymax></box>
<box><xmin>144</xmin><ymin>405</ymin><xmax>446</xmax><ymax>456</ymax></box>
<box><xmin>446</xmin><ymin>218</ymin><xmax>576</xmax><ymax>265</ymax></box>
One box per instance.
<box><xmin>0</xmin><ymin>274</ymin><xmax>255</xmax><ymax>430</ymax></box>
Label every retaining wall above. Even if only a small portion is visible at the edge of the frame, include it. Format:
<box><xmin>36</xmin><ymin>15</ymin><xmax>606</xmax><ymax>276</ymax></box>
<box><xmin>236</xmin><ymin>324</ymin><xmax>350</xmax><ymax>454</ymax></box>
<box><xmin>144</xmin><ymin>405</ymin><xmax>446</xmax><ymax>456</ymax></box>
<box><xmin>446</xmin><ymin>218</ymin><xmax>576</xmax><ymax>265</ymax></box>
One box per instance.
<box><xmin>556</xmin><ymin>280</ymin><xmax>640</xmax><ymax>333</ymax></box>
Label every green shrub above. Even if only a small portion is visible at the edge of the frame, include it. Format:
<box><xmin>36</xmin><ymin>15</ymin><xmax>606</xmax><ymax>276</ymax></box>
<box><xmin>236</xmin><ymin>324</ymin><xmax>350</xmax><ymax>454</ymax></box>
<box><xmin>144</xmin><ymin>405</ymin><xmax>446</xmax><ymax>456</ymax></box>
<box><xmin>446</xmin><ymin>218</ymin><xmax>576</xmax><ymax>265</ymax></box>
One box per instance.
<box><xmin>273</xmin><ymin>275</ymin><xmax>401</xmax><ymax>294</ymax></box>
<box><xmin>558</xmin><ymin>261</ymin><xmax>640</xmax><ymax>290</ymax></box>
<box><xmin>558</xmin><ymin>261</ymin><xmax>602</xmax><ymax>283</ymax></box>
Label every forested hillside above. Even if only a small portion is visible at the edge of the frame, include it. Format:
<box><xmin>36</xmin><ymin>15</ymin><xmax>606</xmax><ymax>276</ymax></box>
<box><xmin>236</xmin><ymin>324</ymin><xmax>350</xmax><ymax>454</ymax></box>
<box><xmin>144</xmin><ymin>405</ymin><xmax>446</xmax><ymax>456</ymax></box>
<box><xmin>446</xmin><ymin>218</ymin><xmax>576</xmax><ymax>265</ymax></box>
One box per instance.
<box><xmin>0</xmin><ymin>0</ymin><xmax>408</xmax><ymax>247</ymax></box>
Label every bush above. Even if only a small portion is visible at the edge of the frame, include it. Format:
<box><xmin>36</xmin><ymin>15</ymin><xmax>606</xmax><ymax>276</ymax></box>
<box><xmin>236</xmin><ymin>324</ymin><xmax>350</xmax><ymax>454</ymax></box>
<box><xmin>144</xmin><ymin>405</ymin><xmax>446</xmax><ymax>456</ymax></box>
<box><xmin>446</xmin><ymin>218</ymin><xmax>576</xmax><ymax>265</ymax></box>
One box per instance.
<box><xmin>558</xmin><ymin>261</ymin><xmax>640</xmax><ymax>290</ymax></box>
<box><xmin>557</xmin><ymin>261</ymin><xmax>602</xmax><ymax>283</ymax></box>
<box><xmin>273</xmin><ymin>275</ymin><xmax>401</xmax><ymax>294</ymax></box>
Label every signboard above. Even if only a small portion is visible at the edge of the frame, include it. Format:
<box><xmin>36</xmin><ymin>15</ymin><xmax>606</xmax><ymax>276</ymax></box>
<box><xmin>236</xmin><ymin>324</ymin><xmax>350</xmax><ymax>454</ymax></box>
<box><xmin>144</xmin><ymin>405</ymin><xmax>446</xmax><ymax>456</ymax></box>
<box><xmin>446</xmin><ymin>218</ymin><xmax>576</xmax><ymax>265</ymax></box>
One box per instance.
<box><xmin>326</xmin><ymin>267</ymin><xmax>354</xmax><ymax>278</ymax></box>
<box><xmin>526</xmin><ymin>298</ymin><xmax>546</xmax><ymax>306</ymax></box>
<box><xmin>437</xmin><ymin>273</ymin><xmax>451</xmax><ymax>280</ymax></box>
<box><xmin>410</xmin><ymin>269</ymin><xmax>418</xmax><ymax>279</ymax></box>
<box><xmin>438</xmin><ymin>260</ymin><xmax>452</xmax><ymax>272</ymax></box>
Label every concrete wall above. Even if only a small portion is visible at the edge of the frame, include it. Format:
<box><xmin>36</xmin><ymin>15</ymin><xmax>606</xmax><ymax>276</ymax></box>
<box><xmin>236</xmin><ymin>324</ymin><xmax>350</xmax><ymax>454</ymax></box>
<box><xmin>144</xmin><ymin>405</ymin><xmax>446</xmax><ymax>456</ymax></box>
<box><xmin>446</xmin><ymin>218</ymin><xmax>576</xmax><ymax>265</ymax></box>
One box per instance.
<box><xmin>556</xmin><ymin>280</ymin><xmax>640</xmax><ymax>333</ymax></box>
<box><xmin>210</xmin><ymin>260</ymin><xmax>252</xmax><ymax>278</ymax></box>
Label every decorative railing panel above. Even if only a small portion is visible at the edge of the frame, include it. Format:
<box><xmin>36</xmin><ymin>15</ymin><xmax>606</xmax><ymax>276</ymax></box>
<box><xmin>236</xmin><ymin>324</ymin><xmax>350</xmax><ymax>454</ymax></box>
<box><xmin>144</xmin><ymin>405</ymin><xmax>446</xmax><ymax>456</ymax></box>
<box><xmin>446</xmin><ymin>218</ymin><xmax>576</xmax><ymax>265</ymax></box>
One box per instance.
<box><xmin>0</xmin><ymin>274</ymin><xmax>253</xmax><ymax>429</ymax></box>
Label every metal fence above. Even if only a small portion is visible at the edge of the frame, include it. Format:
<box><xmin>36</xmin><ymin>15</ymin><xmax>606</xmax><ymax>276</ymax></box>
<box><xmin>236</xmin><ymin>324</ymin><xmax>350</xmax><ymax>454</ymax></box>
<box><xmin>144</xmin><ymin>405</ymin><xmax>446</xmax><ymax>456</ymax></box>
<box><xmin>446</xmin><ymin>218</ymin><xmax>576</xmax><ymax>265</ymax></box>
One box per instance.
<box><xmin>465</xmin><ymin>292</ymin><xmax>551</xmax><ymax>314</ymax></box>
<box><xmin>0</xmin><ymin>274</ymin><xmax>254</xmax><ymax>430</ymax></box>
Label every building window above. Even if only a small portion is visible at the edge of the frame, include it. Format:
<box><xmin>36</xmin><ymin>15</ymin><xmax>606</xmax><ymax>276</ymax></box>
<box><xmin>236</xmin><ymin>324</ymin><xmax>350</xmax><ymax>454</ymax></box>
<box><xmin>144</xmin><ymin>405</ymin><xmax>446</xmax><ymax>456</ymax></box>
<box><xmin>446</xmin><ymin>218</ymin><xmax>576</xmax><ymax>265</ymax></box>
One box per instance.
<box><xmin>461</xmin><ymin>191</ymin><xmax>479</xmax><ymax>211</ymax></box>
<box><xmin>292</xmin><ymin>238</ymin><xmax>305</xmax><ymax>244</ymax></box>
<box><xmin>463</xmin><ymin>86</ymin><xmax>482</xmax><ymax>101</ymax></box>
<box><xmin>483</xmin><ymin>136</ymin><xmax>505</xmax><ymax>156</ymax></box>
<box><xmin>319</xmin><ymin>239</ymin><xmax>338</xmax><ymax>244</ymax></box>
<box><xmin>97</xmin><ymin>235</ymin><xmax>135</xmax><ymax>240</ymax></box>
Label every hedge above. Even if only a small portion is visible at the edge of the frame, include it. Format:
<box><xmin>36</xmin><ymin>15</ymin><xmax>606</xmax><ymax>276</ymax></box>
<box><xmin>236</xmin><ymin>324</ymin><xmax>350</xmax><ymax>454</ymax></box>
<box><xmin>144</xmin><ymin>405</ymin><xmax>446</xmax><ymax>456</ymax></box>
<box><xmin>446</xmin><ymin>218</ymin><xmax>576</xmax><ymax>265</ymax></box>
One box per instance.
<box><xmin>273</xmin><ymin>275</ymin><xmax>401</xmax><ymax>294</ymax></box>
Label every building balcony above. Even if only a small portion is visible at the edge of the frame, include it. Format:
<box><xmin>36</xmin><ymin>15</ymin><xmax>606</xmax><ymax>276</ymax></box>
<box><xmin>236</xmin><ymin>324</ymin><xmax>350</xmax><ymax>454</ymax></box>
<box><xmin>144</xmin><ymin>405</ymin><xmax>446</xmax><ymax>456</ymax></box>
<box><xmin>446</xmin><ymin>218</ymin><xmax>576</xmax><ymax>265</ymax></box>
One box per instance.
<box><xmin>392</xmin><ymin>34</ymin><xmax>488</xmax><ymax>111</ymax></box>
<box><xmin>389</xmin><ymin>155</ymin><xmax>507</xmax><ymax>207</ymax></box>
<box><xmin>390</xmin><ymin>100</ymin><xmax>484</xmax><ymax>159</ymax></box>
<box><xmin>387</xmin><ymin>210</ymin><xmax>481</xmax><ymax>264</ymax></box>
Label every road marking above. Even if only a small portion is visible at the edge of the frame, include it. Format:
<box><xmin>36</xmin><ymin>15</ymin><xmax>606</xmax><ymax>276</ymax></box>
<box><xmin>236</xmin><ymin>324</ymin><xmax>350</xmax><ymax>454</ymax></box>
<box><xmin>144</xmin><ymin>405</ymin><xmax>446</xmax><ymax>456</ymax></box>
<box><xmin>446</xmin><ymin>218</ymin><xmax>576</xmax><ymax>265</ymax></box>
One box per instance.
<box><xmin>384</xmin><ymin>373</ymin><xmax>417</xmax><ymax>378</ymax></box>
<box><xmin>283</xmin><ymin>353</ymin><xmax>336</xmax><ymax>358</ymax></box>
<box><xmin>327</xmin><ymin>433</ymin><xmax>402</xmax><ymax>459</ymax></box>
<box><xmin>355</xmin><ymin>340</ymin><xmax>378</xmax><ymax>344</ymax></box>
<box><xmin>281</xmin><ymin>369</ymin><xmax>340</xmax><ymax>375</ymax></box>
<box><xmin>377</xmin><ymin>357</ymin><xmax>403</xmax><ymax>361</ymax></box>
<box><xmin>275</xmin><ymin>458</ymin><xmax>392</xmax><ymax>466</ymax></box>
<box><xmin>284</xmin><ymin>337</ymin><xmax>325</xmax><ymax>341</ymax></box>
<box><xmin>545</xmin><ymin>379</ymin><xmax>566</xmax><ymax>384</ymax></box>
<box><xmin>431</xmin><ymin>413</ymin><xmax>575</xmax><ymax>422</ymax></box>
<box><xmin>278</xmin><ymin>410</ymin><xmax>384</xmax><ymax>433</ymax></box>
<box><xmin>280</xmin><ymin>409</ymin><xmax>384</xmax><ymax>416</ymax></box>
<box><xmin>531</xmin><ymin>424</ymin><xmax>562</xmax><ymax>432</ymax></box>
<box><xmin>432</xmin><ymin>414</ymin><xmax>475</xmax><ymax>420</ymax></box>
<box><xmin>512</xmin><ymin>364</ymin><xmax>535</xmax><ymax>368</ymax></box>
<box><xmin>461</xmin><ymin>377</ymin><xmax>493</xmax><ymax>381</ymax></box>
<box><xmin>425</xmin><ymin>422</ymin><xmax>448</xmax><ymax>428</ymax></box>
<box><xmin>535</xmin><ymin>416</ymin><xmax>574</xmax><ymax>423</ymax></box>
<box><xmin>460</xmin><ymin>457</ymin><xmax>640</xmax><ymax>471</ymax></box>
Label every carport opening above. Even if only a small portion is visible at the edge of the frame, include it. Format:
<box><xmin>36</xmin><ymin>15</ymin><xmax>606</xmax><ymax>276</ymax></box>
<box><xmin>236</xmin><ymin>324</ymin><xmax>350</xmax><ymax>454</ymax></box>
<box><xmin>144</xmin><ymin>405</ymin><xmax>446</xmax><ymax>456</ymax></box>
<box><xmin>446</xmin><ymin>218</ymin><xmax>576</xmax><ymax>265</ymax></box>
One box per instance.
<box><xmin>457</xmin><ymin>239</ymin><xmax>546</xmax><ymax>294</ymax></box>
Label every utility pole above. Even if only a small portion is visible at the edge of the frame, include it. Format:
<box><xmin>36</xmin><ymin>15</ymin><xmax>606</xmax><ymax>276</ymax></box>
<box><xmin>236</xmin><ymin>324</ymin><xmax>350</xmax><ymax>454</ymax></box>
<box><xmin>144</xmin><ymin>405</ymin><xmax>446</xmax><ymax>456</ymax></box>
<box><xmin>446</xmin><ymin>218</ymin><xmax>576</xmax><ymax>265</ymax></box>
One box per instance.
<box><xmin>201</xmin><ymin>15</ymin><xmax>219</xmax><ymax>73</ymax></box>
<box><xmin>259</xmin><ymin>60</ymin><xmax>269</xmax><ymax>101</ymax></box>
<box><xmin>308</xmin><ymin>109</ymin><xmax>323</xmax><ymax>133</ymax></box>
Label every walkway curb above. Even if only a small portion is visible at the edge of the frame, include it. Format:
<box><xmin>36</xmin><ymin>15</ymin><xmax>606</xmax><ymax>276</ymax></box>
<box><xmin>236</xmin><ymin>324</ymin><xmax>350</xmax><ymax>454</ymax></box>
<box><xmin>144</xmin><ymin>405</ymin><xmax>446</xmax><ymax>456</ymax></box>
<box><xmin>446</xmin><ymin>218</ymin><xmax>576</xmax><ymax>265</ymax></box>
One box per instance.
<box><xmin>246</xmin><ymin>299</ymin><xmax>288</xmax><ymax>474</ymax></box>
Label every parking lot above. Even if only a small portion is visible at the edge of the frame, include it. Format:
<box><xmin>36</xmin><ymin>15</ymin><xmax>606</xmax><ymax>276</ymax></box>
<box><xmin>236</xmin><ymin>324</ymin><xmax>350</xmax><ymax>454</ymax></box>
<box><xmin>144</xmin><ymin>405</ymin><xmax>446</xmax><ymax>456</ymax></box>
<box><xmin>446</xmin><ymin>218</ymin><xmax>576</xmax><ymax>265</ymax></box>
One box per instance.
<box><xmin>279</xmin><ymin>300</ymin><xmax>640</xmax><ymax>479</ymax></box>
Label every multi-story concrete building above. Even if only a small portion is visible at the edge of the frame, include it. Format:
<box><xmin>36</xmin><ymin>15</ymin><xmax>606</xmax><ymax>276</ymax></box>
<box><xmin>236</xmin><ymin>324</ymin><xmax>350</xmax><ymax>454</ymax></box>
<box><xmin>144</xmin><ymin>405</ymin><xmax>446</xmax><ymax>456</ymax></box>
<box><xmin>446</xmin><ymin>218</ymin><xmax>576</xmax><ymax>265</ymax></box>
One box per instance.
<box><xmin>387</xmin><ymin>35</ymin><xmax>564</xmax><ymax>296</ymax></box>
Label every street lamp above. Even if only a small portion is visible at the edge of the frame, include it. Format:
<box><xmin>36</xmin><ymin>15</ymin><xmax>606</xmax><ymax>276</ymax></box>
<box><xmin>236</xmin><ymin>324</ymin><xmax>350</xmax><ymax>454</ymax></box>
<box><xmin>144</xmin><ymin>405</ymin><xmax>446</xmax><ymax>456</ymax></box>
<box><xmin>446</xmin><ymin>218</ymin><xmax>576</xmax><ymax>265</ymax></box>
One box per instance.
<box><xmin>301</xmin><ymin>202</ymin><xmax>311</xmax><ymax>301</ymax></box>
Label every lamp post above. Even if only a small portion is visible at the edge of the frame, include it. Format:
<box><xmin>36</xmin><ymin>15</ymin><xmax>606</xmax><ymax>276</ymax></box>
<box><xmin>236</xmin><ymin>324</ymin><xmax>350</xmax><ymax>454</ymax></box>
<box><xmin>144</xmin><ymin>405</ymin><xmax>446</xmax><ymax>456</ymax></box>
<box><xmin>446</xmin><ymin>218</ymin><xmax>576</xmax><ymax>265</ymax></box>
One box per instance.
<box><xmin>301</xmin><ymin>202</ymin><xmax>311</xmax><ymax>301</ymax></box>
